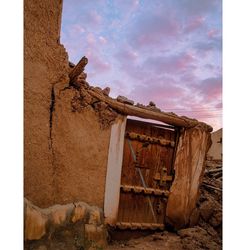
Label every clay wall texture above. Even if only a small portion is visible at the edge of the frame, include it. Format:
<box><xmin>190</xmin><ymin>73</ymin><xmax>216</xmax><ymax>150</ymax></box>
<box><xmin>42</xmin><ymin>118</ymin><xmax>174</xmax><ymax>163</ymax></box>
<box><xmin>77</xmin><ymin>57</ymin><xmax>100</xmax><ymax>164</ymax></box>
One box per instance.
<box><xmin>24</xmin><ymin>0</ymin><xmax>118</xmax><ymax>209</ymax></box>
<box><xmin>207</xmin><ymin>128</ymin><xmax>222</xmax><ymax>160</ymax></box>
<box><xmin>52</xmin><ymin>88</ymin><xmax>112</xmax><ymax>208</ymax></box>
<box><xmin>24</xmin><ymin>0</ymin><xmax>70</xmax><ymax>207</ymax></box>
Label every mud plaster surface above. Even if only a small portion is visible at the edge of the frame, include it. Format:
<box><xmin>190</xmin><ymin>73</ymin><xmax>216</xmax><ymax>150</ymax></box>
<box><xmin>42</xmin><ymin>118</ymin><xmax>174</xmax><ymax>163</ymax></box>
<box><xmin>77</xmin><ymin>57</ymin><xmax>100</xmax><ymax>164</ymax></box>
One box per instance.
<box><xmin>24</xmin><ymin>0</ymin><xmax>69</xmax><ymax>207</ymax></box>
<box><xmin>52</xmin><ymin>88</ymin><xmax>112</xmax><ymax>207</ymax></box>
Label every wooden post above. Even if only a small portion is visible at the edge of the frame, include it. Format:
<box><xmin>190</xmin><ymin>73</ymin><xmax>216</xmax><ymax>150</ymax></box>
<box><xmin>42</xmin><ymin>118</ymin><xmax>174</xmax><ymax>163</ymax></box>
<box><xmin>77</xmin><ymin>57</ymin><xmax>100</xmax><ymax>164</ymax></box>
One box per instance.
<box><xmin>165</xmin><ymin>125</ymin><xmax>212</xmax><ymax>229</ymax></box>
<box><xmin>69</xmin><ymin>56</ymin><xmax>88</xmax><ymax>84</ymax></box>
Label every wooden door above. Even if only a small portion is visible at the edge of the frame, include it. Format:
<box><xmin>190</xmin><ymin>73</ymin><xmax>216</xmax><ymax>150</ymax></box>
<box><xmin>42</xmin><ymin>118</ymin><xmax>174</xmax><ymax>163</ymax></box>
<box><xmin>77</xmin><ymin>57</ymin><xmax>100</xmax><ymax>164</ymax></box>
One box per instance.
<box><xmin>116</xmin><ymin>119</ymin><xmax>177</xmax><ymax>230</ymax></box>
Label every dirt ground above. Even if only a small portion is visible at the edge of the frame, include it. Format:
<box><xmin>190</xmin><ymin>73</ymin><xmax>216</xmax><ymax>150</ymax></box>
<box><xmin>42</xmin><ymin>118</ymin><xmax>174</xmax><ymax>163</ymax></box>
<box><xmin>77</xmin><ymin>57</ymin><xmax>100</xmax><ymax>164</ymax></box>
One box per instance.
<box><xmin>107</xmin><ymin>228</ymin><xmax>221</xmax><ymax>250</ymax></box>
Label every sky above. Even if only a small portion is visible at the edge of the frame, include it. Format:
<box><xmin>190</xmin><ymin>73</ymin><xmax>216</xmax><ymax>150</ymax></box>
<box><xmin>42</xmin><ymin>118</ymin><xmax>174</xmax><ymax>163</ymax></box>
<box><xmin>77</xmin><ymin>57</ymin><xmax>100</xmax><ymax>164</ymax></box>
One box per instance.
<box><xmin>61</xmin><ymin>0</ymin><xmax>222</xmax><ymax>131</ymax></box>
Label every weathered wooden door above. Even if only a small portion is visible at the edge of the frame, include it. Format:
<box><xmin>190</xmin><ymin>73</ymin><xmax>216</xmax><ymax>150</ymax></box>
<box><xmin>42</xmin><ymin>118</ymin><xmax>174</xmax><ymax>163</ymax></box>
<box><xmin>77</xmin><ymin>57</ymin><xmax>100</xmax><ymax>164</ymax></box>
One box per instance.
<box><xmin>116</xmin><ymin>119</ymin><xmax>178</xmax><ymax>230</ymax></box>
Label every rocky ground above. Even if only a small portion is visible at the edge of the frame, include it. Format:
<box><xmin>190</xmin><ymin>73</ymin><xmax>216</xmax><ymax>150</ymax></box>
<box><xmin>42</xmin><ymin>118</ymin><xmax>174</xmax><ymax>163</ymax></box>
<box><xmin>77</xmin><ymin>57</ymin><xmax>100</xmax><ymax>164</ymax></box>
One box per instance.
<box><xmin>107</xmin><ymin>158</ymin><xmax>222</xmax><ymax>250</ymax></box>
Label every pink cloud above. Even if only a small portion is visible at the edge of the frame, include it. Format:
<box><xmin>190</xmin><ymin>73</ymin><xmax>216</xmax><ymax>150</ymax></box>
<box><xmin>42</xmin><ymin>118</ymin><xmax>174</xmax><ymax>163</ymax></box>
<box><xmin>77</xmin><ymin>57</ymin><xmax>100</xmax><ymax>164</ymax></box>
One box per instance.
<box><xmin>86</xmin><ymin>33</ymin><xmax>96</xmax><ymax>46</ymax></box>
<box><xmin>86</xmin><ymin>52</ymin><xmax>111</xmax><ymax>73</ymax></box>
<box><xmin>115</xmin><ymin>47</ymin><xmax>138</xmax><ymax>62</ymax></box>
<box><xmin>99</xmin><ymin>36</ymin><xmax>107</xmax><ymax>45</ymax></box>
<box><xmin>199</xmin><ymin>77</ymin><xmax>222</xmax><ymax>102</ymax></box>
<box><xmin>184</xmin><ymin>16</ymin><xmax>205</xmax><ymax>33</ymax></box>
<box><xmin>128</xmin><ymin>76</ymin><xmax>186</xmax><ymax>107</ymax></box>
<box><xmin>129</xmin><ymin>12</ymin><xmax>181</xmax><ymax>48</ymax></box>
<box><xmin>143</xmin><ymin>52</ymin><xmax>196</xmax><ymax>74</ymax></box>
<box><xmin>207</xmin><ymin>29</ymin><xmax>220</xmax><ymax>38</ymax></box>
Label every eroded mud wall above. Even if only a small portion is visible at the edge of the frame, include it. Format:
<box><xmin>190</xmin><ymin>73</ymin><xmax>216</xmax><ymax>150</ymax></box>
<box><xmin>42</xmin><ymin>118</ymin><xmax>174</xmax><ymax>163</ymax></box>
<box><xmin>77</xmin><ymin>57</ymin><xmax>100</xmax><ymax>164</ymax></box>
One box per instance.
<box><xmin>207</xmin><ymin>128</ymin><xmax>222</xmax><ymax>160</ymax></box>
<box><xmin>166</xmin><ymin>124</ymin><xmax>212</xmax><ymax>229</ymax></box>
<box><xmin>52</xmin><ymin>87</ymin><xmax>112</xmax><ymax>207</ymax></box>
<box><xmin>24</xmin><ymin>0</ymin><xmax>69</xmax><ymax>207</ymax></box>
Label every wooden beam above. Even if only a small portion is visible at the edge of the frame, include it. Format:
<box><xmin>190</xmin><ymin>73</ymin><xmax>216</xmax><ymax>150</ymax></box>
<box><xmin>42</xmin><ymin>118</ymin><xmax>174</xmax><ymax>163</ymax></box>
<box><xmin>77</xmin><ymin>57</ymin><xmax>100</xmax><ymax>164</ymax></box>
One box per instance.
<box><xmin>88</xmin><ymin>89</ymin><xmax>200</xmax><ymax>128</ymax></box>
<box><xmin>205</xmin><ymin>168</ymin><xmax>222</xmax><ymax>174</ymax></box>
<box><xmin>202</xmin><ymin>182</ymin><xmax>222</xmax><ymax>192</ymax></box>
<box><xmin>69</xmin><ymin>56</ymin><xmax>88</xmax><ymax>84</ymax></box>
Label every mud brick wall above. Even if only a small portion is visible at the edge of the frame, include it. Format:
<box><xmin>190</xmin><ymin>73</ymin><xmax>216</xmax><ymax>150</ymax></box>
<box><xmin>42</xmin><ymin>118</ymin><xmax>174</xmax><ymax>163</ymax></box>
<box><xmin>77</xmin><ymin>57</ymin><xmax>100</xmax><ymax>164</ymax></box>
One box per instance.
<box><xmin>24</xmin><ymin>0</ymin><xmax>113</xmax><ymax>209</ymax></box>
<box><xmin>24</xmin><ymin>0</ymin><xmax>69</xmax><ymax>207</ymax></box>
<box><xmin>52</xmin><ymin>87</ymin><xmax>112</xmax><ymax>207</ymax></box>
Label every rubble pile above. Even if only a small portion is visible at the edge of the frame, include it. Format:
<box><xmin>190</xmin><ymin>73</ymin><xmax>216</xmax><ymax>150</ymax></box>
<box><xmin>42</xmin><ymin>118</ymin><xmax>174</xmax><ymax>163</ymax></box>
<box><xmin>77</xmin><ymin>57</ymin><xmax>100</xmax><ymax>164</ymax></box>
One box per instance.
<box><xmin>70</xmin><ymin>69</ymin><xmax>119</xmax><ymax>129</ymax></box>
<box><xmin>198</xmin><ymin>158</ymin><xmax>222</xmax><ymax>236</ymax></box>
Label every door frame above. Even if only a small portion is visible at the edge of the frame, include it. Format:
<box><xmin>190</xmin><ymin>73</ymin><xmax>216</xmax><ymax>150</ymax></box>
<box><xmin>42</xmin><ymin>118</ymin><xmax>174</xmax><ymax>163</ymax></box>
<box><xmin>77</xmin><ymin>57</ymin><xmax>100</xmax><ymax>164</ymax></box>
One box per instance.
<box><xmin>104</xmin><ymin>116</ymin><xmax>127</xmax><ymax>225</ymax></box>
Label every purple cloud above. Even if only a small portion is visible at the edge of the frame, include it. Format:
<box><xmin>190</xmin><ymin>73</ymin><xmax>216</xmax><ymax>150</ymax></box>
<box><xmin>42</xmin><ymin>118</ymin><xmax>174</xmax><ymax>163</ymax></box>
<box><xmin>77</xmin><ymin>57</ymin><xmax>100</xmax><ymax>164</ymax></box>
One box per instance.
<box><xmin>61</xmin><ymin>0</ymin><xmax>222</xmax><ymax>130</ymax></box>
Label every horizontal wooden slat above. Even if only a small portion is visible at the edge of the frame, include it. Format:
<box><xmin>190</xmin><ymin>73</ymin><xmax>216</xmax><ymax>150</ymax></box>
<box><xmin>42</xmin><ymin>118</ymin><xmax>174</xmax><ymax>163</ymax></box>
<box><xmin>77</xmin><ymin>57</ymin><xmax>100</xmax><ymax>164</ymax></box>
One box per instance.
<box><xmin>120</xmin><ymin>184</ymin><xmax>169</xmax><ymax>197</ymax></box>
<box><xmin>154</xmin><ymin>173</ymin><xmax>173</xmax><ymax>182</ymax></box>
<box><xmin>115</xmin><ymin>222</ymin><xmax>165</xmax><ymax>230</ymax></box>
<box><xmin>126</xmin><ymin>132</ymin><xmax>175</xmax><ymax>148</ymax></box>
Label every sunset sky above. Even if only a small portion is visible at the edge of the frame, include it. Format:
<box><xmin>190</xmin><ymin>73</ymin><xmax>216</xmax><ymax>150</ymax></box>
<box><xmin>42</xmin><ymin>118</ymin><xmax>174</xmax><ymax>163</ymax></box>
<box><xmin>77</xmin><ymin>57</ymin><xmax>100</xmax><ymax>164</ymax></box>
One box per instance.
<box><xmin>61</xmin><ymin>0</ymin><xmax>222</xmax><ymax>131</ymax></box>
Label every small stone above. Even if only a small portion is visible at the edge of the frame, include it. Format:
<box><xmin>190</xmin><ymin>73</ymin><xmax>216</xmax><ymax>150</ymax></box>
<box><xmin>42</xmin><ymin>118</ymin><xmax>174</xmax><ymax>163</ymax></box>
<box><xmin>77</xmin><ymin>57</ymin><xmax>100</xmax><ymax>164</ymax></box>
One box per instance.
<box><xmin>71</xmin><ymin>203</ymin><xmax>88</xmax><ymax>223</ymax></box>
<box><xmin>136</xmin><ymin>103</ymin><xmax>146</xmax><ymax>108</ymax></box>
<box><xmin>93</xmin><ymin>101</ymin><xmax>108</xmax><ymax>111</ymax></box>
<box><xmin>88</xmin><ymin>207</ymin><xmax>102</xmax><ymax>225</ymax></box>
<box><xmin>48</xmin><ymin>204</ymin><xmax>74</xmax><ymax>226</ymax></box>
<box><xmin>102</xmin><ymin>87</ymin><xmax>110</xmax><ymax>96</ymax></box>
<box><xmin>146</xmin><ymin>106</ymin><xmax>161</xmax><ymax>112</ymax></box>
<box><xmin>117</xmin><ymin>95</ymin><xmax>134</xmax><ymax>105</ymax></box>
<box><xmin>206</xmin><ymin>225</ymin><xmax>218</xmax><ymax>236</ymax></box>
<box><xmin>199</xmin><ymin>200</ymin><xmax>215</xmax><ymax>222</ymax></box>
<box><xmin>94</xmin><ymin>87</ymin><xmax>103</xmax><ymax>93</ymax></box>
<box><xmin>209</xmin><ymin>211</ymin><xmax>222</xmax><ymax>227</ymax></box>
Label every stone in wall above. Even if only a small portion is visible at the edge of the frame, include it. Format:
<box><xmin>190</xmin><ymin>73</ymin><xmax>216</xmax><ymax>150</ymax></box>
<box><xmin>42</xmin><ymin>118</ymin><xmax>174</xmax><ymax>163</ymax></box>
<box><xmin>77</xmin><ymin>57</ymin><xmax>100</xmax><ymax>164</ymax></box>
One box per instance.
<box><xmin>24</xmin><ymin>198</ymin><xmax>107</xmax><ymax>250</ymax></box>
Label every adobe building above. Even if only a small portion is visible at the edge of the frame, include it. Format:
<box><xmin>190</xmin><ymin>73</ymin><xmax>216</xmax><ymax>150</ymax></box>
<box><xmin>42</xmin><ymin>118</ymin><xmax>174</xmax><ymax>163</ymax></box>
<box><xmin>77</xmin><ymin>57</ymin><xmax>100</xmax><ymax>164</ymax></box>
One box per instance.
<box><xmin>207</xmin><ymin>128</ymin><xmax>222</xmax><ymax>161</ymax></box>
<box><xmin>24</xmin><ymin>0</ymin><xmax>213</xmax><ymax>248</ymax></box>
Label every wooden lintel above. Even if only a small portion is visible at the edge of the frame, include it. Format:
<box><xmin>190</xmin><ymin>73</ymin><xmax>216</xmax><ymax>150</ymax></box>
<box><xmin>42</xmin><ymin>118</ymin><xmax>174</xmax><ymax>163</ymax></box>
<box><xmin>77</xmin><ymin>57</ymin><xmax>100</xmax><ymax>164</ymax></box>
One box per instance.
<box><xmin>87</xmin><ymin>89</ymin><xmax>200</xmax><ymax>128</ymax></box>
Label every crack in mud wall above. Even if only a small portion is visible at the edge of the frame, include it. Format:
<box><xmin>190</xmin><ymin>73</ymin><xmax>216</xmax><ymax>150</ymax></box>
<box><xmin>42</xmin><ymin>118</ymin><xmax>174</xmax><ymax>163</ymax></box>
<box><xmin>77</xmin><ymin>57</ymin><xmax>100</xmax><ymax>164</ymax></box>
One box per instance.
<box><xmin>49</xmin><ymin>86</ymin><xmax>55</xmax><ymax>150</ymax></box>
<box><xmin>24</xmin><ymin>0</ymin><xmax>69</xmax><ymax>208</ymax></box>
